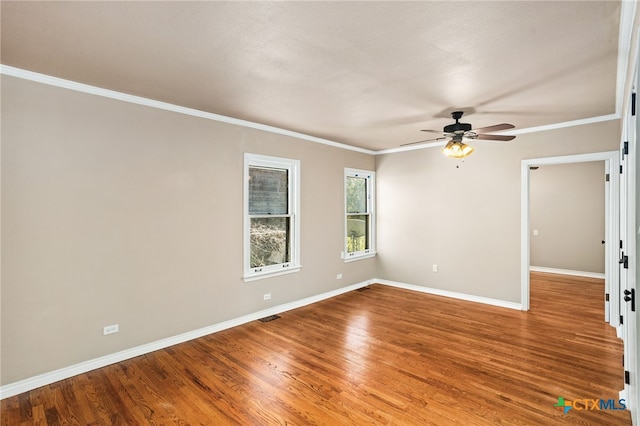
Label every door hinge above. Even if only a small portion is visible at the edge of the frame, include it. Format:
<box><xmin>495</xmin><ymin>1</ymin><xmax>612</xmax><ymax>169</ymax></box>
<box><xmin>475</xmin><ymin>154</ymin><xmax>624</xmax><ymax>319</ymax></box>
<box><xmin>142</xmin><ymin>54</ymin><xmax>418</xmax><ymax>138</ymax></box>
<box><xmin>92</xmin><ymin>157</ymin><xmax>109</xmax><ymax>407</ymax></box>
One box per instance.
<box><xmin>632</xmin><ymin>92</ymin><xmax>636</xmax><ymax>116</ymax></box>
<box><xmin>620</xmin><ymin>252</ymin><xmax>629</xmax><ymax>269</ymax></box>
<box><xmin>623</xmin><ymin>141</ymin><xmax>629</xmax><ymax>156</ymax></box>
<box><xmin>605</xmin><ymin>173</ymin><xmax>610</xmax><ymax>182</ymax></box>
<box><xmin>620</xmin><ymin>164</ymin><xmax>623</xmax><ymax>174</ymax></box>
<box><xmin>624</xmin><ymin>288</ymin><xmax>635</xmax><ymax>312</ymax></box>
<box><xmin>625</xmin><ymin>370</ymin><xmax>630</xmax><ymax>385</ymax></box>
<box><xmin>620</xmin><ymin>240</ymin><xmax>623</xmax><ymax>249</ymax></box>
<box><xmin>605</xmin><ymin>293</ymin><xmax>610</xmax><ymax>301</ymax></box>
<box><xmin>620</xmin><ymin>314</ymin><xmax>624</xmax><ymax>324</ymax></box>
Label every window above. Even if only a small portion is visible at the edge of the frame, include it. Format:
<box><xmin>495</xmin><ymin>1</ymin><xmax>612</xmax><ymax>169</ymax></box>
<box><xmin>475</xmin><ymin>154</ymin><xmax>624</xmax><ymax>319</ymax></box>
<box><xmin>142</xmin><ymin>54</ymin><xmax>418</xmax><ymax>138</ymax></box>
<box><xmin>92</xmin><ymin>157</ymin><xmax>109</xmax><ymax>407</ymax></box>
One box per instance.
<box><xmin>244</xmin><ymin>153</ymin><xmax>300</xmax><ymax>281</ymax></box>
<box><xmin>345</xmin><ymin>168</ymin><xmax>376</xmax><ymax>261</ymax></box>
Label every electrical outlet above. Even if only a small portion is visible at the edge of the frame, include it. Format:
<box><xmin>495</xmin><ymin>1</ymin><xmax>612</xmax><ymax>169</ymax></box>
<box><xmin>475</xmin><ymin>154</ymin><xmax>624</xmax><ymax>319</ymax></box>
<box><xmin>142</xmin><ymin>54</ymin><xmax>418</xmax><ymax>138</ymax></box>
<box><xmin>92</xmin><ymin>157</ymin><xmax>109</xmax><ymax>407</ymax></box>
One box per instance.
<box><xmin>103</xmin><ymin>324</ymin><xmax>119</xmax><ymax>335</ymax></box>
<box><xmin>432</xmin><ymin>264</ymin><xmax>438</xmax><ymax>272</ymax></box>
<box><xmin>263</xmin><ymin>293</ymin><xmax>271</xmax><ymax>301</ymax></box>
<box><xmin>337</xmin><ymin>274</ymin><xmax>343</xmax><ymax>279</ymax></box>
<box><xmin>533</xmin><ymin>229</ymin><xmax>539</xmax><ymax>236</ymax></box>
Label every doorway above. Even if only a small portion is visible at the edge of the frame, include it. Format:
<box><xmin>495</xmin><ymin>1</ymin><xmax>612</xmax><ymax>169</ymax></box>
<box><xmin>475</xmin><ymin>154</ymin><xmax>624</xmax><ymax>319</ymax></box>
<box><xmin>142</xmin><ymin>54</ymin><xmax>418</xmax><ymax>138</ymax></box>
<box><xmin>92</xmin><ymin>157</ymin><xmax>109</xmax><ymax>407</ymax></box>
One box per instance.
<box><xmin>520</xmin><ymin>151</ymin><xmax>620</xmax><ymax>320</ymax></box>
<box><xmin>529</xmin><ymin>161</ymin><xmax>607</xmax><ymax>279</ymax></box>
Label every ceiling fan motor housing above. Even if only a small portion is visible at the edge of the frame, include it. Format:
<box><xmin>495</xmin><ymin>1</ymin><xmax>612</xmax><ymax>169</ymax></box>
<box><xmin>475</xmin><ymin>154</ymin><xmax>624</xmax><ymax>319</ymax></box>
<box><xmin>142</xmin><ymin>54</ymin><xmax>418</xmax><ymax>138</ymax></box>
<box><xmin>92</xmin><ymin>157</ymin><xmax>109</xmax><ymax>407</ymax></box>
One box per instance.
<box><xmin>443</xmin><ymin>111</ymin><xmax>472</xmax><ymax>134</ymax></box>
<box><xmin>444</xmin><ymin>121</ymin><xmax>472</xmax><ymax>133</ymax></box>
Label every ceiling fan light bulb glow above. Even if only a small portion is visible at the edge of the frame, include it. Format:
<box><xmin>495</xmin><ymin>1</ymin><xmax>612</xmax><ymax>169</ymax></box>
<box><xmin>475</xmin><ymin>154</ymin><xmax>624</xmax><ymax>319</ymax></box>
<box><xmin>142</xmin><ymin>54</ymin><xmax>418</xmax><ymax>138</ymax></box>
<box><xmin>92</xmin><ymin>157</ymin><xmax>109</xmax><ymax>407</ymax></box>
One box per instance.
<box><xmin>442</xmin><ymin>140</ymin><xmax>473</xmax><ymax>158</ymax></box>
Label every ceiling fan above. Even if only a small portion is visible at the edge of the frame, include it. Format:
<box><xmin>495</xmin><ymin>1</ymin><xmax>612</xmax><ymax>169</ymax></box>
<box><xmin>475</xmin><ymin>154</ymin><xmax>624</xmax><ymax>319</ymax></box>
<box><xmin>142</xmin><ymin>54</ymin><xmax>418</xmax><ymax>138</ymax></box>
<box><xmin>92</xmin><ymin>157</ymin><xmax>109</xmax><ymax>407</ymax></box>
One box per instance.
<box><xmin>402</xmin><ymin>111</ymin><xmax>516</xmax><ymax>158</ymax></box>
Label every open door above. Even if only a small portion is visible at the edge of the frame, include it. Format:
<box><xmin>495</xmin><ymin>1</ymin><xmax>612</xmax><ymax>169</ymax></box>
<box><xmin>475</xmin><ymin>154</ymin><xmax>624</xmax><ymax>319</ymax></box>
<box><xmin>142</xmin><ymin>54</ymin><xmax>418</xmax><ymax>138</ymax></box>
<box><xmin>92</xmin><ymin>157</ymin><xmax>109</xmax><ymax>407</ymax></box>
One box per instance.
<box><xmin>622</xmin><ymin>78</ymin><xmax>638</xmax><ymax>424</ymax></box>
<box><xmin>618</xmin><ymin>47</ymin><xmax>638</xmax><ymax>421</ymax></box>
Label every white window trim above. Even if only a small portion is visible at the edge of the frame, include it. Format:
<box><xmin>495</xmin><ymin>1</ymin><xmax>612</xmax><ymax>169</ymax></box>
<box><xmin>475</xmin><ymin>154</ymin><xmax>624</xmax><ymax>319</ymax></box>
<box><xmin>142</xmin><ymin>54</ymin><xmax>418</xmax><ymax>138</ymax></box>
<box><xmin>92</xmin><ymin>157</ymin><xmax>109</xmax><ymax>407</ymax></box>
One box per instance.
<box><xmin>243</xmin><ymin>153</ymin><xmax>301</xmax><ymax>281</ymax></box>
<box><xmin>344</xmin><ymin>168</ymin><xmax>376</xmax><ymax>262</ymax></box>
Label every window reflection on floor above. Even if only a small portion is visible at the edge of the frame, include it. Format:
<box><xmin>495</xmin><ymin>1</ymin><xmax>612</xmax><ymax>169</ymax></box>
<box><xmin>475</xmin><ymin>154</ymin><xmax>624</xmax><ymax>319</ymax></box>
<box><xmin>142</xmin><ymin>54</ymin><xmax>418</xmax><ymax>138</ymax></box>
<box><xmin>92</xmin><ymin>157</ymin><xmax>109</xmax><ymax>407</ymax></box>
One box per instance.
<box><xmin>343</xmin><ymin>314</ymin><xmax>370</xmax><ymax>380</ymax></box>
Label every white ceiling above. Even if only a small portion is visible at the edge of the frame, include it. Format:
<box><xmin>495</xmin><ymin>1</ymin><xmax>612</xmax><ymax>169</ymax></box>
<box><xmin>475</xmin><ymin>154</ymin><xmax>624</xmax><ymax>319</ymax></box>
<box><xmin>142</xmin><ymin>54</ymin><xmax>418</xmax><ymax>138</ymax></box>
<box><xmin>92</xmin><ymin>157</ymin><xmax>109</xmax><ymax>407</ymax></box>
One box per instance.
<box><xmin>0</xmin><ymin>1</ymin><xmax>624</xmax><ymax>152</ymax></box>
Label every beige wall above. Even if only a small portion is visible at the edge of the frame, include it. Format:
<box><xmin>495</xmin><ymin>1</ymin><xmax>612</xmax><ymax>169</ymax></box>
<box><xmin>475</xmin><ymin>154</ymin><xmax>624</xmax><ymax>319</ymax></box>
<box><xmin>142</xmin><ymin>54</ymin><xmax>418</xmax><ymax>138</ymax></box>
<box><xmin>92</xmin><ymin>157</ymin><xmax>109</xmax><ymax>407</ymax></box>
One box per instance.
<box><xmin>0</xmin><ymin>73</ymin><xmax>622</xmax><ymax>387</ymax></box>
<box><xmin>376</xmin><ymin>120</ymin><xmax>620</xmax><ymax>303</ymax></box>
<box><xmin>530</xmin><ymin>161</ymin><xmax>606</xmax><ymax>273</ymax></box>
<box><xmin>1</xmin><ymin>75</ymin><xmax>375</xmax><ymax>385</ymax></box>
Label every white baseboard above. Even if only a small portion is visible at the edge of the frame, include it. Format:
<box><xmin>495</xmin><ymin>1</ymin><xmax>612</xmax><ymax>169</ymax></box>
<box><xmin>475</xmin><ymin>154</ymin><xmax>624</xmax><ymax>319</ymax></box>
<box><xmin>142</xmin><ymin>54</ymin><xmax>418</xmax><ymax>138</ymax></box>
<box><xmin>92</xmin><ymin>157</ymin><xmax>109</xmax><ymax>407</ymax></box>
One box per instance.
<box><xmin>1</xmin><ymin>277</ymin><xmax>522</xmax><ymax>399</ymax></box>
<box><xmin>0</xmin><ymin>279</ymin><xmax>374</xmax><ymax>400</ymax></box>
<box><xmin>619</xmin><ymin>388</ymin><xmax>627</xmax><ymax>409</ymax></box>
<box><xmin>529</xmin><ymin>266</ymin><xmax>605</xmax><ymax>279</ymax></box>
<box><xmin>375</xmin><ymin>279</ymin><xmax>523</xmax><ymax>311</ymax></box>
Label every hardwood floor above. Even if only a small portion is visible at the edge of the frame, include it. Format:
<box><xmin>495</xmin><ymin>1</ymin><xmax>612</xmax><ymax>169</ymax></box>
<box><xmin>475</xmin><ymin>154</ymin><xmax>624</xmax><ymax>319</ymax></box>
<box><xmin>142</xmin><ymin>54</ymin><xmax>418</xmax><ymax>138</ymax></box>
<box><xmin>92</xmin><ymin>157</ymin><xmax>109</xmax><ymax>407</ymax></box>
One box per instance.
<box><xmin>1</xmin><ymin>272</ymin><xmax>631</xmax><ymax>425</ymax></box>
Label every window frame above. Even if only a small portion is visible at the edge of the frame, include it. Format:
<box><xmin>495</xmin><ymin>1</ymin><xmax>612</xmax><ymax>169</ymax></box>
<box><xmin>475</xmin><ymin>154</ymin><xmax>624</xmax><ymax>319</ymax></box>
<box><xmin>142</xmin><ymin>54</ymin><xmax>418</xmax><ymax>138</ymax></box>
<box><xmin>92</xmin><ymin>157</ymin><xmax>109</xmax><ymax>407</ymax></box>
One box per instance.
<box><xmin>344</xmin><ymin>168</ymin><xmax>376</xmax><ymax>262</ymax></box>
<box><xmin>244</xmin><ymin>153</ymin><xmax>301</xmax><ymax>281</ymax></box>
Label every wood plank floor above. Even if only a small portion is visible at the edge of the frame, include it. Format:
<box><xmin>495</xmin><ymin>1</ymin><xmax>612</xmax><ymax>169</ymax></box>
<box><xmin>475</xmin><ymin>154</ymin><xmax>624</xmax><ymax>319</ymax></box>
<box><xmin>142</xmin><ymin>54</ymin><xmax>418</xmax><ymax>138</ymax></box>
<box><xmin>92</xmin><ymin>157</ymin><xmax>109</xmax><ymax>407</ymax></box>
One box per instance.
<box><xmin>1</xmin><ymin>272</ymin><xmax>631</xmax><ymax>425</ymax></box>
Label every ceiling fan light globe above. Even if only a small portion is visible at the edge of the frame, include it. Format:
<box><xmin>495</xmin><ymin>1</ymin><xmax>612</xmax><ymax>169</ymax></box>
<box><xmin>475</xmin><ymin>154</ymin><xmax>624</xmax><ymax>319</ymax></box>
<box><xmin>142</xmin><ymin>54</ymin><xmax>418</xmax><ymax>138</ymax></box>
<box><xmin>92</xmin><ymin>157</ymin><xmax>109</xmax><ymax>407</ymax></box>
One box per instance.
<box><xmin>461</xmin><ymin>144</ymin><xmax>474</xmax><ymax>157</ymax></box>
<box><xmin>442</xmin><ymin>140</ymin><xmax>455</xmax><ymax>156</ymax></box>
<box><xmin>442</xmin><ymin>140</ymin><xmax>473</xmax><ymax>158</ymax></box>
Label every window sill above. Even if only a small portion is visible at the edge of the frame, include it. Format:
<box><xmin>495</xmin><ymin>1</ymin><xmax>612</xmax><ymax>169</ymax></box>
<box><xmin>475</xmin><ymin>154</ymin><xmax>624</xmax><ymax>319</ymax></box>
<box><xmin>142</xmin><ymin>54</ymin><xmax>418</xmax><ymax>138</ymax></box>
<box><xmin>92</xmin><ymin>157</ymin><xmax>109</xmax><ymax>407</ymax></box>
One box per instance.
<box><xmin>343</xmin><ymin>252</ymin><xmax>377</xmax><ymax>263</ymax></box>
<box><xmin>243</xmin><ymin>266</ymin><xmax>302</xmax><ymax>282</ymax></box>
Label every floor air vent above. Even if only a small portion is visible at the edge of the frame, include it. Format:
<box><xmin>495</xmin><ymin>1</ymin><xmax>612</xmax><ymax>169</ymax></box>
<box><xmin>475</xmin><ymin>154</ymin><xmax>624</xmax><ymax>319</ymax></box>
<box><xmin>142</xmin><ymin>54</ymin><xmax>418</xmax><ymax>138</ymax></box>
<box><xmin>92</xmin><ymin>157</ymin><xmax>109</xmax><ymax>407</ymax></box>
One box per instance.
<box><xmin>259</xmin><ymin>314</ymin><xmax>281</xmax><ymax>323</ymax></box>
<box><xmin>356</xmin><ymin>286</ymin><xmax>371</xmax><ymax>292</ymax></box>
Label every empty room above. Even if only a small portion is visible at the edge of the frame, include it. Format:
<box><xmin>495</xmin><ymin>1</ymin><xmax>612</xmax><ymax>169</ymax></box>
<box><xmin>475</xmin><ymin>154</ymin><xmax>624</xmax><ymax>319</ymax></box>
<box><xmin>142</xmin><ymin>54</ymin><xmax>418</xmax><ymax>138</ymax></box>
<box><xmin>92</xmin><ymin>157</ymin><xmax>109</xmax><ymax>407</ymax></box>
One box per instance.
<box><xmin>1</xmin><ymin>1</ymin><xmax>639</xmax><ymax>425</ymax></box>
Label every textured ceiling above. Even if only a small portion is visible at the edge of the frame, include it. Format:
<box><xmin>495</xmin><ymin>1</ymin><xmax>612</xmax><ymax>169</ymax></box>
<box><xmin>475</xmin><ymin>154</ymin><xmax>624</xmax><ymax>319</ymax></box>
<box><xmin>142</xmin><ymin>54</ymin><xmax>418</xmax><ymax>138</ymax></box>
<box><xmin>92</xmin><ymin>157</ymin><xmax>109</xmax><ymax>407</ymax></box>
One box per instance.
<box><xmin>0</xmin><ymin>1</ymin><xmax>622</xmax><ymax>151</ymax></box>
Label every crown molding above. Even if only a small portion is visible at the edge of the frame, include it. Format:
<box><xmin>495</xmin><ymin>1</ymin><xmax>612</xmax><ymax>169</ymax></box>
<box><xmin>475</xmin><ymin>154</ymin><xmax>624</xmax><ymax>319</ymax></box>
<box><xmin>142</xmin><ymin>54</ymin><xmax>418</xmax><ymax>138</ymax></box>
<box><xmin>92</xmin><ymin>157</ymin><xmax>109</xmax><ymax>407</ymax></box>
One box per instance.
<box><xmin>500</xmin><ymin>113</ymin><xmax>621</xmax><ymax>136</ymax></box>
<box><xmin>375</xmin><ymin>139</ymin><xmax>448</xmax><ymax>155</ymax></box>
<box><xmin>0</xmin><ymin>65</ymin><xmax>376</xmax><ymax>156</ymax></box>
<box><xmin>375</xmin><ymin>114</ymin><xmax>621</xmax><ymax>155</ymax></box>
<box><xmin>0</xmin><ymin>64</ymin><xmax>624</xmax><ymax>156</ymax></box>
<box><xmin>616</xmin><ymin>0</ymin><xmax>638</xmax><ymax>116</ymax></box>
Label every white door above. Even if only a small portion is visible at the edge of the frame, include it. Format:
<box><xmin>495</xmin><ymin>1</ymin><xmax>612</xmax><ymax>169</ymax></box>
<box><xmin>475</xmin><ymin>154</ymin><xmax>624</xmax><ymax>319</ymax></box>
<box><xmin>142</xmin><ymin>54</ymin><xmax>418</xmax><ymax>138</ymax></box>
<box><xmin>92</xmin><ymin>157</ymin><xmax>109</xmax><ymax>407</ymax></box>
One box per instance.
<box><xmin>628</xmin><ymin>88</ymin><xmax>638</xmax><ymax>425</ymax></box>
<box><xmin>620</xmin><ymin>82</ymin><xmax>638</xmax><ymax>423</ymax></box>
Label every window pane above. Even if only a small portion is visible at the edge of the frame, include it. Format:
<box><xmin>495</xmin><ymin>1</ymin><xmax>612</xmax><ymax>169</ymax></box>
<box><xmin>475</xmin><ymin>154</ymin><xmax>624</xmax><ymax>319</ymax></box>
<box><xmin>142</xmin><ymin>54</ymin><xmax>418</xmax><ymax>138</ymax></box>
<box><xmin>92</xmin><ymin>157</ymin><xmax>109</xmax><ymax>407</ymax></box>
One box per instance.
<box><xmin>346</xmin><ymin>214</ymin><xmax>369</xmax><ymax>253</ymax></box>
<box><xmin>249</xmin><ymin>167</ymin><xmax>288</xmax><ymax>214</ymax></box>
<box><xmin>346</xmin><ymin>176</ymin><xmax>367</xmax><ymax>214</ymax></box>
<box><xmin>250</xmin><ymin>217</ymin><xmax>290</xmax><ymax>267</ymax></box>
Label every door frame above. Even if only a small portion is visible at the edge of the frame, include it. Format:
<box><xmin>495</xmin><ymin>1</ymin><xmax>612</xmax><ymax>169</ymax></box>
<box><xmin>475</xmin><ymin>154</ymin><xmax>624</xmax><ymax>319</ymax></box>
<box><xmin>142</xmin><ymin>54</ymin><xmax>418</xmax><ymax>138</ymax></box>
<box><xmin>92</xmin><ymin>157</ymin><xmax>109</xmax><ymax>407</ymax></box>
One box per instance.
<box><xmin>620</xmin><ymin>106</ymin><xmax>637</xmax><ymax>421</ymax></box>
<box><xmin>621</xmin><ymin>44</ymin><xmax>638</xmax><ymax>421</ymax></box>
<box><xmin>520</xmin><ymin>151</ymin><xmax>620</xmax><ymax>315</ymax></box>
